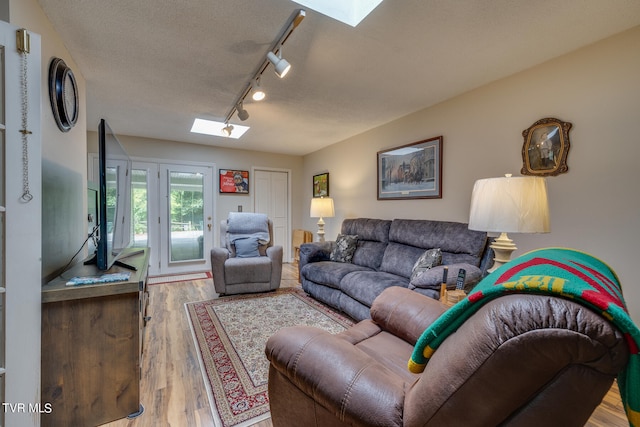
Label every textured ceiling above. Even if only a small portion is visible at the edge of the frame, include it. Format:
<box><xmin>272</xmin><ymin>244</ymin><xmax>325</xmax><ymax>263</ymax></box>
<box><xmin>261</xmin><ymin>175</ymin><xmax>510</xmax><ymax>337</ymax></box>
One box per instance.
<box><xmin>37</xmin><ymin>0</ymin><xmax>640</xmax><ymax>156</ymax></box>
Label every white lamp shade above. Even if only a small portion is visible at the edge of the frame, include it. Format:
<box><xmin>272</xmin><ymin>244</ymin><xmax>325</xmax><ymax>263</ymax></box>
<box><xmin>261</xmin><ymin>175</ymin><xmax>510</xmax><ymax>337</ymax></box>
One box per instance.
<box><xmin>310</xmin><ymin>197</ymin><xmax>335</xmax><ymax>218</ymax></box>
<box><xmin>469</xmin><ymin>176</ymin><xmax>550</xmax><ymax>233</ymax></box>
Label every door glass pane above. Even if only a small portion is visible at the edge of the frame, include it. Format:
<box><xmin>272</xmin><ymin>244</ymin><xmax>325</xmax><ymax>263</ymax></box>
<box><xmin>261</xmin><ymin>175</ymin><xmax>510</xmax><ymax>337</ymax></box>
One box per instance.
<box><xmin>106</xmin><ymin>165</ymin><xmax>117</xmax><ymax>240</ymax></box>
<box><xmin>131</xmin><ymin>169</ymin><xmax>148</xmax><ymax>248</ymax></box>
<box><xmin>169</xmin><ymin>171</ymin><xmax>204</xmax><ymax>262</ymax></box>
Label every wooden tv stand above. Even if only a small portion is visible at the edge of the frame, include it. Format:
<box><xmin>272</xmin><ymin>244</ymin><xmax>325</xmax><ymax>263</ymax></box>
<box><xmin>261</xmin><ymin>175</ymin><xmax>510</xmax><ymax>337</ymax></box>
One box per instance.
<box><xmin>41</xmin><ymin>248</ymin><xmax>150</xmax><ymax>427</ymax></box>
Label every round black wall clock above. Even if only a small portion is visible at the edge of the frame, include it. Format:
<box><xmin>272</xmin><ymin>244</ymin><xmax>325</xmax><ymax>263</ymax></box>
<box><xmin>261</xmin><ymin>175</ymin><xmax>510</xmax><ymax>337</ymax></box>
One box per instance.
<box><xmin>49</xmin><ymin>57</ymin><xmax>79</xmax><ymax>132</ymax></box>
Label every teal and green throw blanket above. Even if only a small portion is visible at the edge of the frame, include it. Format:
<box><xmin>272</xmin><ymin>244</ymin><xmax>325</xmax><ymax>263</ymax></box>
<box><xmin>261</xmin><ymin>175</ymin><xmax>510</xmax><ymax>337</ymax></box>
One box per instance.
<box><xmin>408</xmin><ymin>247</ymin><xmax>640</xmax><ymax>427</ymax></box>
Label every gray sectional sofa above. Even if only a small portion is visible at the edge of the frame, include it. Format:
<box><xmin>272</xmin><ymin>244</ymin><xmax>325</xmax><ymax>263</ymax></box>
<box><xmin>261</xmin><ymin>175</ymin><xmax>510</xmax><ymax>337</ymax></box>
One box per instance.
<box><xmin>299</xmin><ymin>218</ymin><xmax>493</xmax><ymax>321</ymax></box>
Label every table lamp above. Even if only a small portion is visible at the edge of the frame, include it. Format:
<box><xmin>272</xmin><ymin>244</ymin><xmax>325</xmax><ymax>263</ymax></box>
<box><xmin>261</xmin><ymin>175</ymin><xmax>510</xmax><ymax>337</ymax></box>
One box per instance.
<box><xmin>310</xmin><ymin>197</ymin><xmax>335</xmax><ymax>242</ymax></box>
<box><xmin>468</xmin><ymin>174</ymin><xmax>550</xmax><ymax>272</ymax></box>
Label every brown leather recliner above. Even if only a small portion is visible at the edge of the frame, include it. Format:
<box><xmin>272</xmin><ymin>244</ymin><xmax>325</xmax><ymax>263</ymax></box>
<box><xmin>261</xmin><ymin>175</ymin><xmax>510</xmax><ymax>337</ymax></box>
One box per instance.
<box><xmin>265</xmin><ymin>286</ymin><xmax>628</xmax><ymax>427</ymax></box>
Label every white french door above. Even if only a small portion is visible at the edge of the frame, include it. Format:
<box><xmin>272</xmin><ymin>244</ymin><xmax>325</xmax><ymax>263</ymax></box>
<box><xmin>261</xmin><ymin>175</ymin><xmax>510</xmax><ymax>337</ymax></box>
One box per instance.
<box><xmin>104</xmin><ymin>160</ymin><xmax>214</xmax><ymax>277</ymax></box>
<box><xmin>159</xmin><ymin>163</ymin><xmax>214</xmax><ymax>275</ymax></box>
<box><xmin>130</xmin><ymin>162</ymin><xmax>160</xmax><ymax>273</ymax></box>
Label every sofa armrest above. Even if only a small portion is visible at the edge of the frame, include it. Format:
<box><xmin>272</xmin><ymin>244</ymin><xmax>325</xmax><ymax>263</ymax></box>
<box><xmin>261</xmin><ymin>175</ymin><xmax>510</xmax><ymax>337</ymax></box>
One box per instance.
<box><xmin>370</xmin><ymin>287</ymin><xmax>447</xmax><ymax>345</ymax></box>
<box><xmin>267</xmin><ymin>245</ymin><xmax>283</xmax><ymax>290</ymax></box>
<box><xmin>298</xmin><ymin>241</ymin><xmax>333</xmax><ymax>271</ymax></box>
<box><xmin>210</xmin><ymin>247</ymin><xmax>230</xmax><ymax>292</ymax></box>
<box><xmin>266</xmin><ymin>245</ymin><xmax>283</xmax><ymax>262</ymax></box>
<box><xmin>266</xmin><ymin>326</ymin><xmax>404</xmax><ymax>427</ymax></box>
<box><xmin>408</xmin><ymin>263</ymin><xmax>483</xmax><ymax>293</ymax></box>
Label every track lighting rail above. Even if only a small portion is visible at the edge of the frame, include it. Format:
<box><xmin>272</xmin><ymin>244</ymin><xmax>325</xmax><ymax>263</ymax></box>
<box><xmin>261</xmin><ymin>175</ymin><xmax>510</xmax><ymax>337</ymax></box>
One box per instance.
<box><xmin>223</xmin><ymin>9</ymin><xmax>306</xmax><ymax>127</ymax></box>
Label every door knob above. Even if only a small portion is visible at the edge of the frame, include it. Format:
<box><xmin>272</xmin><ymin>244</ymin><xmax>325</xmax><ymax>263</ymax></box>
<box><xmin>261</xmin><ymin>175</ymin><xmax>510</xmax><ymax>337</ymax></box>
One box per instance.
<box><xmin>207</xmin><ymin>223</ymin><xmax>212</xmax><ymax>231</ymax></box>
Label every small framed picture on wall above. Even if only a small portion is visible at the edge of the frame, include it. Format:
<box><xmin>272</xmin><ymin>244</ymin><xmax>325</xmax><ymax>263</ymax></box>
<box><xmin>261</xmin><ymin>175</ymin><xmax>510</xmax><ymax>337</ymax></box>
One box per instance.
<box><xmin>521</xmin><ymin>117</ymin><xmax>572</xmax><ymax>177</ymax></box>
<box><xmin>219</xmin><ymin>169</ymin><xmax>249</xmax><ymax>194</ymax></box>
<box><xmin>313</xmin><ymin>172</ymin><xmax>329</xmax><ymax>198</ymax></box>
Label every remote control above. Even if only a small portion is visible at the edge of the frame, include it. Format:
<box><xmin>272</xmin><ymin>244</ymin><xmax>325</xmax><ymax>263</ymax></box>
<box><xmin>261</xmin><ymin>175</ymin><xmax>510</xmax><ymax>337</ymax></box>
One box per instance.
<box><xmin>455</xmin><ymin>269</ymin><xmax>466</xmax><ymax>290</ymax></box>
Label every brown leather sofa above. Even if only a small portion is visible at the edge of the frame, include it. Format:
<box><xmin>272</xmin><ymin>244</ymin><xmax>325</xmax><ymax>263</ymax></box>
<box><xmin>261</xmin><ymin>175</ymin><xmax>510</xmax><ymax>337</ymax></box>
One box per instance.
<box><xmin>265</xmin><ymin>286</ymin><xmax>628</xmax><ymax>426</ymax></box>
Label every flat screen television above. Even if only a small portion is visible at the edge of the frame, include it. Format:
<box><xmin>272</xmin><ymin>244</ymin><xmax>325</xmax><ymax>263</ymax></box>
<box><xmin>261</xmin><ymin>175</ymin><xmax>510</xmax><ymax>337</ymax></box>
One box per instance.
<box><xmin>85</xmin><ymin>119</ymin><xmax>134</xmax><ymax>270</ymax></box>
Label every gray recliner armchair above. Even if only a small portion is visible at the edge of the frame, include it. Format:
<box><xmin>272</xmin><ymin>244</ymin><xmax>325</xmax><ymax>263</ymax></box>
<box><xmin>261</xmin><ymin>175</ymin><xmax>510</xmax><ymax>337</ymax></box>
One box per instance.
<box><xmin>211</xmin><ymin>213</ymin><xmax>283</xmax><ymax>295</ymax></box>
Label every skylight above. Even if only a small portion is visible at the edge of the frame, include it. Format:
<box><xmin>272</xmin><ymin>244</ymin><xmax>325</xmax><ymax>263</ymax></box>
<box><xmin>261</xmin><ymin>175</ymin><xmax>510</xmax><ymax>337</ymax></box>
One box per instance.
<box><xmin>291</xmin><ymin>0</ymin><xmax>383</xmax><ymax>27</ymax></box>
<box><xmin>190</xmin><ymin>118</ymin><xmax>250</xmax><ymax>139</ymax></box>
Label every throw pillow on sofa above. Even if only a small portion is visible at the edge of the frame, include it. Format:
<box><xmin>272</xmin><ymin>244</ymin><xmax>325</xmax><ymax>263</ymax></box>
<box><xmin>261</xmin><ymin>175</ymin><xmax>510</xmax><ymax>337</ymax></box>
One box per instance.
<box><xmin>410</xmin><ymin>248</ymin><xmax>442</xmax><ymax>283</ymax></box>
<box><xmin>330</xmin><ymin>234</ymin><xmax>358</xmax><ymax>263</ymax></box>
<box><xmin>410</xmin><ymin>263</ymin><xmax>482</xmax><ymax>290</ymax></box>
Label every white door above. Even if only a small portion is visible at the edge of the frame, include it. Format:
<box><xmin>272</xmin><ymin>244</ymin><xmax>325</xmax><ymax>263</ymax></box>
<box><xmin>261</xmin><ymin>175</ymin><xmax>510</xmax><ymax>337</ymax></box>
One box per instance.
<box><xmin>1</xmin><ymin>24</ymin><xmax>42</xmax><ymax>427</ymax></box>
<box><xmin>159</xmin><ymin>164</ymin><xmax>214</xmax><ymax>274</ymax></box>
<box><xmin>253</xmin><ymin>169</ymin><xmax>290</xmax><ymax>261</ymax></box>
<box><xmin>130</xmin><ymin>161</ymin><xmax>160</xmax><ymax>274</ymax></box>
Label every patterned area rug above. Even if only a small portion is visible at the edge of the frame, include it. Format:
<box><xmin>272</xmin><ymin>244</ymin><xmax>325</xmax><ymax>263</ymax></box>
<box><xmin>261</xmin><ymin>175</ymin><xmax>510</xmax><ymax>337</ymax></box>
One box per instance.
<box><xmin>147</xmin><ymin>271</ymin><xmax>212</xmax><ymax>285</ymax></box>
<box><xmin>185</xmin><ymin>287</ymin><xmax>354</xmax><ymax>427</ymax></box>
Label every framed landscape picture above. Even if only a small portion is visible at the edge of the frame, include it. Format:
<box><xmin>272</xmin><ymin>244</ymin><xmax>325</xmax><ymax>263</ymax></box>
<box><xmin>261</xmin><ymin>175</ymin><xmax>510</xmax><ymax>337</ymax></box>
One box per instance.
<box><xmin>377</xmin><ymin>136</ymin><xmax>443</xmax><ymax>200</ymax></box>
<box><xmin>219</xmin><ymin>169</ymin><xmax>249</xmax><ymax>194</ymax></box>
<box><xmin>313</xmin><ymin>172</ymin><xmax>329</xmax><ymax>198</ymax></box>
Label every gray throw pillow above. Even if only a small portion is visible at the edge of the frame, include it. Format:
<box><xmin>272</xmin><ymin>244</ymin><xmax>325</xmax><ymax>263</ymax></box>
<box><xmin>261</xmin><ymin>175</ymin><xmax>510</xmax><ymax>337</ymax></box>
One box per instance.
<box><xmin>410</xmin><ymin>248</ymin><xmax>442</xmax><ymax>283</ymax></box>
<box><xmin>234</xmin><ymin>237</ymin><xmax>260</xmax><ymax>258</ymax></box>
<box><xmin>330</xmin><ymin>234</ymin><xmax>358</xmax><ymax>263</ymax></box>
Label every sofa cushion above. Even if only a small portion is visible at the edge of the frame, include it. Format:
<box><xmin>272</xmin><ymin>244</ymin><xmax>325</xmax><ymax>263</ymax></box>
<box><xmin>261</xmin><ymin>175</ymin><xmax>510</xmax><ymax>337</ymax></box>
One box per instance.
<box><xmin>410</xmin><ymin>248</ymin><xmax>442</xmax><ymax>283</ymax></box>
<box><xmin>341</xmin><ymin>218</ymin><xmax>391</xmax><ymax>242</ymax></box>
<box><xmin>379</xmin><ymin>243</ymin><xmax>426</xmax><ymax>278</ymax></box>
<box><xmin>224</xmin><ymin>256</ymin><xmax>271</xmax><ymax>284</ymax></box>
<box><xmin>341</xmin><ymin>218</ymin><xmax>391</xmax><ymax>270</ymax></box>
<box><xmin>301</xmin><ymin>261</ymin><xmax>372</xmax><ymax>289</ymax></box>
<box><xmin>389</xmin><ymin>219</ymin><xmax>488</xmax><ymax>266</ymax></box>
<box><xmin>341</xmin><ymin>271</ymin><xmax>408</xmax><ymax>307</ymax></box>
<box><xmin>352</xmin><ymin>241</ymin><xmax>388</xmax><ymax>271</ymax></box>
<box><xmin>330</xmin><ymin>234</ymin><xmax>358</xmax><ymax>263</ymax></box>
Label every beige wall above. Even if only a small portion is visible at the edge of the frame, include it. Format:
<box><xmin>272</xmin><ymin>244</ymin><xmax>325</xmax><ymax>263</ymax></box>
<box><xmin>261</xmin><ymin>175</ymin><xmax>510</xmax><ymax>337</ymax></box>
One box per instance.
<box><xmin>9</xmin><ymin>0</ymin><xmax>89</xmax><ymax>281</ymax></box>
<box><xmin>87</xmin><ymin>133</ymin><xmax>305</xmax><ymax>257</ymax></box>
<box><xmin>302</xmin><ymin>26</ymin><xmax>640</xmax><ymax>323</ymax></box>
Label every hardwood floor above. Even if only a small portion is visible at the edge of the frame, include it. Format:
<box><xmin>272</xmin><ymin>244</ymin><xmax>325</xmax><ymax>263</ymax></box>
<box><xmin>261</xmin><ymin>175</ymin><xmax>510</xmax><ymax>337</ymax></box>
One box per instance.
<box><xmin>101</xmin><ymin>263</ymin><xmax>627</xmax><ymax>427</ymax></box>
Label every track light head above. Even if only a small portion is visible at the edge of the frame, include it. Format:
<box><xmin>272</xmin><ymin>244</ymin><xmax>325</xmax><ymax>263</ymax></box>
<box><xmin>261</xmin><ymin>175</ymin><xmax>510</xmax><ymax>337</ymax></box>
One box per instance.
<box><xmin>222</xmin><ymin>123</ymin><xmax>234</xmax><ymax>137</ymax></box>
<box><xmin>252</xmin><ymin>79</ymin><xmax>266</xmax><ymax>101</ymax></box>
<box><xmin>267</xmin><ymin>51</ymin><xmax>291</xmax><ymax>78</ymax></box>
<box><xmin>236</xmin><ymin>102</ymin><xmax>249</xmax><ymax>121</ymax></box>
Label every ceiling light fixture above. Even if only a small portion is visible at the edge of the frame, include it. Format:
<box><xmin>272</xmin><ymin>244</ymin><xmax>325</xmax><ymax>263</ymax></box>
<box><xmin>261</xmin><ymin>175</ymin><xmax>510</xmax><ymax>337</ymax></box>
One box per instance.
<box><xmin>222</xmin><ymin>123</ymin><xmax>234</xmax><ymax>137</ymax></box>
<box><xmin>221</xmin><ymin>9</ymin><xmax>306</xmax><ymax>129</ymax></box>
<box><xmin>267</xmin><ymin>50</ymin><xmax>291</xmax><ymax>78</ymax></box>
<box><xmin>236</xmin><ymin>102</ymin><xmax>249</xmax><ymax>121</ymax></box>
<box><xmin>251</xmin><ymin>79</ymin><xmax>266</xmax><ymax>101</ymax></box>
